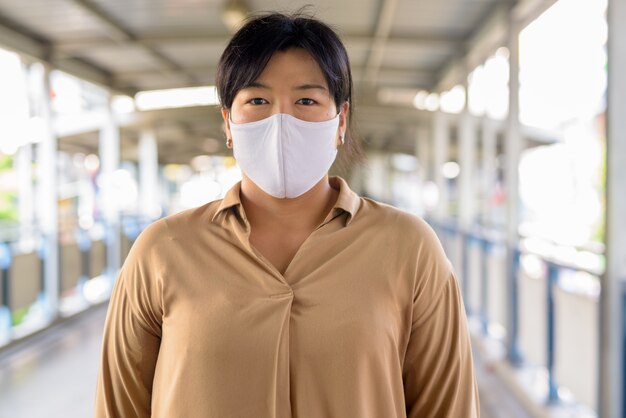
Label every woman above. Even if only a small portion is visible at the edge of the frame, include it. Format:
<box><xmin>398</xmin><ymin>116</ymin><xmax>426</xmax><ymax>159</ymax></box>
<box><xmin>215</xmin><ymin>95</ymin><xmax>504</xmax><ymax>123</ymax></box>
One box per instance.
<box><xmin>94</xmin><ymin>11</ymin><xmax>480</xmax><ymax>418</ymax></box>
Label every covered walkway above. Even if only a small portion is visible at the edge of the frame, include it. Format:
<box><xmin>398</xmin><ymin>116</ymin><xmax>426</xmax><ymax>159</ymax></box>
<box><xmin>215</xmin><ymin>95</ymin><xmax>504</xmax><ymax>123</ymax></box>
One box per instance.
<box><xmin>0</xmin><ymin>0</ymin><xmax>624</xmax><ymax>417</ymax></box>
<box><xmin>1</xmin><ymin>303</ymin><xmax>535</xmax><ymax>418</ymax></box>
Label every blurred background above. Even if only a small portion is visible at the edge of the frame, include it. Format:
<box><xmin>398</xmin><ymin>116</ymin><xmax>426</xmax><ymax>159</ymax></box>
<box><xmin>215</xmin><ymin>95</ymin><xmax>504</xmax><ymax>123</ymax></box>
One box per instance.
<box><xmin>0</xmin><ymin>0</ymin><xmax>623</xmax><ymax>417</ymax></box>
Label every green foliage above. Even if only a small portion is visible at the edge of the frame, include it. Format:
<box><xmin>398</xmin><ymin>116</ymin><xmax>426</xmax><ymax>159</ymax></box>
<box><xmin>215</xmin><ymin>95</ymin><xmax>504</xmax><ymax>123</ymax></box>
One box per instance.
<box><xmin>0</xmin><ymin>192</ymin><xmax>18</xmax><ymax>221</ymax></box>
<box><xmin>11</xmin><ymin>306</ymin><xmax>28</xmax><ymax>326</ymax></box>
<box><xmin>0</xmin><ymin>154</ymin><xmax>17</xmax><ymax>221</ymax></box>
<box><xmin>0</xmin><ymin>155</ymin><xmax>12</xmax><ymax>171</ymax></box>
<box><xmin>592</xmin><ymin>136</ymin><xmax>607</xmax><ymax>244</ymax></box>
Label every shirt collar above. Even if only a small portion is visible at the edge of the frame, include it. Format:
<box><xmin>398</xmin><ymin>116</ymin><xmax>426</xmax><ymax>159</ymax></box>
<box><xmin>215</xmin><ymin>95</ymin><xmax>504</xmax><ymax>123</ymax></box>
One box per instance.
<box><xmin>327</xmin><ymin>175</ymin><xmax>360</xmax><ymax>225</ymax></box>
<box><xmin>211</xmin><ymin>175</ymin><xmax>361</xmax><ymax>226</ymax></box>
<box><xmin>211</xmin><ymin>181</ymin><xmax>244</xmax><ymax>223</ymax></box>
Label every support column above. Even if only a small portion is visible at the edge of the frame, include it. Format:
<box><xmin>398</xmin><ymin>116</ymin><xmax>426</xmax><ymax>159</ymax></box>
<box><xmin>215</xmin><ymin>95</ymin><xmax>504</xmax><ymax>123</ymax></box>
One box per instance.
<box><xmin>99</xmin><ymin>98</ymin><xmax>121</xmax><ymax>279</ymax></box>
<box><xmin>416</xmin><ymin>123</ymin><xmax>431</xmax><ymax>182</ymax></box>
<box><xmin>600</xmin><ymin>0</ymin><xmax>626</xmax><ymax>416</ymax></box>
<box><xmin>458</xmin><ymin>93</ymin><xmax>477</xmax><ymax>229</ymax></box>
<box><xmin>34</xmin><ymin>63</ymin><xmax>59</xmax><ymax>321</ymax></box>
<box><xmin>415</xmin><ymin>123</ymin><xmax>430</xmax><ymax>215</ymax></box>
<box><xmin>17</xmin><ymin>60</ymin><xmax>35</xmax><ymax>243</ymax></box>
<box><xmin>504</xmin><ymin>12</ymin><xmax>524</xmax><ymax>365</ymax></box>
<box><xmin>139</xmin><ymin>128</ymin><xmax>161</xmax><ymax>221</ymax></box>
<box><xmin>479</xmin><ymin>117</ymin><xmax>498</xmax><ymax>327</ymax></box>
<box><xmin>481</xmin><ymin>118</ymin><xmax>497</xmax><ymax>225</ymax></box>
<box><xmin>16</xmin><ymin>144</ymin><xmax>35</xmax><ymax>237</ymax></box>
<box><xmin>458</xmin><ymin>79</ymin><xmax>478</xmax><ymax>321</ymax></box>
<box><xmin>365</xmin><ymin>151</ymin><xmax>393</xmax><ymax>203</ymax></box>
<box><xmin>432</xmin><ymin>111</ymin><xmax>449</xmax><ymax>221</ymax></box>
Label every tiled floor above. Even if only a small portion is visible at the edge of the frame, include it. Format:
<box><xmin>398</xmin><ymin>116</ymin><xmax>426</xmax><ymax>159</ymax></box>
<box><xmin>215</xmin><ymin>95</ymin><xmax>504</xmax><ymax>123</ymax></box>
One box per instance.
<box><xmin>473</xmin><ymin>344</ymin><xmax>535</xmax><ymax>418</ymax></box>
<box><xmin>0</xmin><ymin>305</ymin><xmax>107</xmax><ymax>418</ymax></box>
<box><xmin>0</xmin><ymin>304</ymin><xmax>533</xmax><ymax>418</ymax></box>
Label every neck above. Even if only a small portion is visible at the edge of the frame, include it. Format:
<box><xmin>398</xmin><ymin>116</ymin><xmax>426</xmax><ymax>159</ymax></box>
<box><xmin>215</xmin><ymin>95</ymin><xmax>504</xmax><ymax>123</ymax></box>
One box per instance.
<box><xmin>240</xmin><ymin>175</ymin><xmax>338</xmax><ymax>231</ymax></box>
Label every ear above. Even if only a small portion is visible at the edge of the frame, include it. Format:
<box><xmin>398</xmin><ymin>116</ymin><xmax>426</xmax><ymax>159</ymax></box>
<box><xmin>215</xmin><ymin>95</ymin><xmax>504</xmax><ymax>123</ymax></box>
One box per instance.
<box><xmin>221</xmin><ymin>107</ymin><xmax>233</xmax><ymax>148</ymax></box>
<box><xmin>336</xmin><ymin>101</ymin><xmax>350</xmax><ymax>147</ymax></box>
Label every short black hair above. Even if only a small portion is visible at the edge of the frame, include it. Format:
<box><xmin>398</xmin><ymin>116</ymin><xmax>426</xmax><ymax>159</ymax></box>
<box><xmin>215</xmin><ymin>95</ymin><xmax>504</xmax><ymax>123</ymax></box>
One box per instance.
<box><xmin>216</xmin><ymin>11</ymin><xmax>366</xmax><ymax>171</ymax></box>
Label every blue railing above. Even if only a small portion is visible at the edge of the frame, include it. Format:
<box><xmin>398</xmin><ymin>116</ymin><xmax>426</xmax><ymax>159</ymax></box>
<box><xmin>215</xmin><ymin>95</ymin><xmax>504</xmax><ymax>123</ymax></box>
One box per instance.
<box><xmin>0</xmin><ymin>214</ymin><xmax>152</xmax><ymax>348</ymax></box>
<box><xmin>425</xmin><ymin>215</ymin><xmax>604</xmax><ymax>409</ymax></box>
<box><xmin>545</xmin><ymin>259</ymin><xmax>564</xmax><ymax>403</ymax></box>
<box><xmin>0</xmin><ymin>242</ymin><xmax>12</xmax><ymax>343</ymax></box>
<box><xmin>623</xmin><ymin>281</ymin><xmax>626</xmax><ymax>418</ymax></box>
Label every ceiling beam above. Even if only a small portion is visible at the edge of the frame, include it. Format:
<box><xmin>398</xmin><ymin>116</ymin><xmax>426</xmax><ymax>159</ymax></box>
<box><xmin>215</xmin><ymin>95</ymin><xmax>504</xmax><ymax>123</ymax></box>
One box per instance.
<box><xmin>0</xmin><ymin>17</ymin><xmax>114</xmax><ymax>88</ymax></box>
<box><xmin>433</xmin><ymin>0</ymin><xmax>558</xmax><ymax>92</ymax></box>
<box><xmin>433</xmin><ymin>3</ymin><xmax>509</xmax><ymax>91</ymax></box>
<box><xmin>110</xmin><ymin>65</ymin><xmax>437</xmax><ymax>87</ymax></box>
<box><xmin>512</xmin><ymin>0</ymin><xmax>559</xmax><ymax>27</ymax></box>
<box><xmin>0</xmin><ymin>16</ymin><xmax>48</xmax><ymax>59</ymax></box>
<box><xmin>53</xmin><ymin>31</ymin><xmax>464</xmax><ymax>55</ymax></box>
<box><xmin>54</xmin><ymin>57</ymin><xmax>114</xmax><ymax>88</ymax></box>
<box><xmin>66</xmin><ymin>0</ymin><xmax>200</xmax><ymax>86</ymax></box>
<box><xmin>361</xmin><ymin>0</ymin><xmax>400</xmax><ymax>86</ymax></box>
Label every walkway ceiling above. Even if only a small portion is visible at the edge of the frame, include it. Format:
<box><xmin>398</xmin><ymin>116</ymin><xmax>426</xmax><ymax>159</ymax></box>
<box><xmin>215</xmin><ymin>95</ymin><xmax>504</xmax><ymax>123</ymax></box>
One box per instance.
<box><xmin>0</xmin><ymin>0</ymin><xmax>514</xmax><ymax>164</ymax></box>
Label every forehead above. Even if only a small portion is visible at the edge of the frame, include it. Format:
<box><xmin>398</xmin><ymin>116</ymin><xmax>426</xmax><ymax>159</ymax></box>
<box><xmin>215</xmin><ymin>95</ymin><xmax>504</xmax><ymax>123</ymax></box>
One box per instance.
<box><xmin>253</xmin><ymin>48</ymin><xmax>328</xmax><ymax>87</ymax></box>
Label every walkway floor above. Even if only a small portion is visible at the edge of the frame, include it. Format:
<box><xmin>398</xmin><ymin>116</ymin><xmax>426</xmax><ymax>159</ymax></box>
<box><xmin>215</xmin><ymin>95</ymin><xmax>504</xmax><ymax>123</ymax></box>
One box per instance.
<box><xmin>0</xmin><ymin>303</ymin><xmax>533</xmax><ymax>418</ymax></box>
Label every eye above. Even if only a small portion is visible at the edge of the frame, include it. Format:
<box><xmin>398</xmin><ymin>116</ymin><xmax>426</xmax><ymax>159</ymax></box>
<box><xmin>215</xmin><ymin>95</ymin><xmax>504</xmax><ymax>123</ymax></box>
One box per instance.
<box><xmin>296</xmin><ymin>98</ymin><xmax>317</xmax><ymax>106</ymax></box>
<box><xmin>248</xmin><ymin>98</ymin><xmax>268</xmax><ymax>105</ymax></box>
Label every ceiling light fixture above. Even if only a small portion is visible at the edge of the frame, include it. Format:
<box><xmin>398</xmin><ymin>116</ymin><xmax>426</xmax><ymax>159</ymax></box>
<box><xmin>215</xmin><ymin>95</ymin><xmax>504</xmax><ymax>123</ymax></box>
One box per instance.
<box><xmin>222</xmin><ymin>0</ymin><xmax>249</xmax><ymax>32</ymax></box>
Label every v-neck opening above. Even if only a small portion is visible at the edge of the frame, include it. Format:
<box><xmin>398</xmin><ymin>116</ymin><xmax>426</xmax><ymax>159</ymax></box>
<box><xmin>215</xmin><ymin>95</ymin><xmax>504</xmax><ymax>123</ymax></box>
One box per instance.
<box><xmin>248</xmin><ymin>228</ymin><xmax>316</xmax><ymax>283</ymax></box>
<box><xmin>239</xmin><ymin>194</ymin><xmax>346</xmax><ymax>284</ymax></box>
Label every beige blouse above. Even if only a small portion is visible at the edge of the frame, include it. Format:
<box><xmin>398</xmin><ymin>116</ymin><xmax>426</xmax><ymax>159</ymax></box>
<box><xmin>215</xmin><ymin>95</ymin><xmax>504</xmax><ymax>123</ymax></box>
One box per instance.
<box><xmin>94</xmin><ymin>175</ymin><xmax>480</xmax><ymax>417</ymax></box>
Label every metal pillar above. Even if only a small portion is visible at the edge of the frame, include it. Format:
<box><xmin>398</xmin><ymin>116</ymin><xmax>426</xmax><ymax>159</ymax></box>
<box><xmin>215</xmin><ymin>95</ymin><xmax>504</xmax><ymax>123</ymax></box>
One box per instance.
<box><xmin>504</xmin><ymin>12</ymin><xmax>524</xmax><ymax>366</ymax></box>
<box><xmin>99</xmin><ymin>98</ymin><xmax>121</xmax><ymax>279</ymax></box>
<box><xmin>546</xmin><ymin>262</ymin><xmax>560</xmax><ymax>404</ymax></box>
<box><xmin>458</xmin><ymin>99</ymin><xmax>477</xmax><ymax>229</ymax></box>
<box><xmin>0</xmin><ymin>242</ymin><xmax>12</xmax><ymax>344</ymax></box>
<box><xmin>479</xmin><ymin>117</ymin><xmax>497</xmax><ymax>335</ymax></box>
<box><xmin>481</xmin><ymin>118</ymin><xmax>497</xmax><ymax>225</ymax></box>
<box><xmin>600</xmin><ymin>0</ymin><xmax>626</xmax><ymax>416</ymax></box>
<box><xmin>139</xmin><ymin>128</ymin><xmax>161</xmax><ymax>221</ymax></box>
<box><xmin>415</xmin><ymin>123</ymin><xmax>430</xmax><ymax>215</ymax></box>
<box><xmin>416</xmin><ymin>123</ymin><xmax>431</xmax><ymax>181</ymax></box>
<box><xmin>366</xmin><ymin>152</ymin><xmax>393</xmax><ymax>204</ymax></box>
<box><xmin>479</xmin><ymin>237</ymin><xmax>490</xmax><ymax>335</ymax></box>
<box><xmin>16</xmin><ymin>144</ymin><xmax>35</xmax><ymax>236</ymax></box>
<box><xmin>17</xmin><ymin>60</ymin><xmax>35</xmax><ymax>242</ymax></box>
<box><xmin>432</xmin><ymin>111</ymin><xmax>449</xmax><ymax>221</ymax></box>
<box><xmin>34</xmin><ymin>63</ymin><xmax>59</xmax><ymax>321</ymax></box>
<box><xmin>458</xmin><ymin>83</ymin><xmax>478</xmax><ymax>320</ymax></box>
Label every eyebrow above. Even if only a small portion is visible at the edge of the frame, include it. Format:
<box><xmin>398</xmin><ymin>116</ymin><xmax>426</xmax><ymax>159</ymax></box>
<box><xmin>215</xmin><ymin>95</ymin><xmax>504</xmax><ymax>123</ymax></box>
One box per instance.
<box><xmin>294</xmin><ymin>83</ymin><xmax>328</xmax><ymax>92</ymax></box>
<box><xmin>245</xmin><ymin>82</ymin><xmax>328</xmax><ymax>92</ymax></box>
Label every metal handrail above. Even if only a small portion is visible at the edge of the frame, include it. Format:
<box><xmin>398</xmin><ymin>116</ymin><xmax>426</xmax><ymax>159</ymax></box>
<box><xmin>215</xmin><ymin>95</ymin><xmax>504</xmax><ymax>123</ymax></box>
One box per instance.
<box><xmin>0</xmin><ymin>215</ymin><xmax>152</xmax><ymax>347</ymax></box>
<box><xmin>426</xmin><ymin>215</ymin><xmax>603</xmax><ymax>407</ymax></box>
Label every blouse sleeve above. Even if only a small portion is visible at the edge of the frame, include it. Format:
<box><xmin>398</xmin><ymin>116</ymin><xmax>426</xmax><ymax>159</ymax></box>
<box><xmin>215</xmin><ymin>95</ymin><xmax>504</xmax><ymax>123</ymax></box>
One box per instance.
<box><xmin>94</xmin><ymin>225</ymin><xmax>164</xmax><ymax>418</ymax></box>
<box><xmin>402</xmin><ymin>231</ymin><xmax>480</xmax><ymax>417</ymax></box>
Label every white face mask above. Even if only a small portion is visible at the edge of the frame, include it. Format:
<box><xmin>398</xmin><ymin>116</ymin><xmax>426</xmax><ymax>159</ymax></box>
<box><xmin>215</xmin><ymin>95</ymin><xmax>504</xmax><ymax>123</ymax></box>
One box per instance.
<box><xmin>229</xmin><ymin>112</ymin><xmax>340</xmax><ymax>199</ymax></box>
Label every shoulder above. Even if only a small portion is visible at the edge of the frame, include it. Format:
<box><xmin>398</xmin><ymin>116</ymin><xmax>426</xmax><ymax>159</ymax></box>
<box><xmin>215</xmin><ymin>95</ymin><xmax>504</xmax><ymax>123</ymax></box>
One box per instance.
<box><xmin>357</xmin><ymin>197</ymin><xmax>454</xmax><ymax>293</ymax></box>
<box><xmin>162</xmin><ymin>199</ymin><xmax>223</xmax><ymax>231</ymax></box>
<box><xmin>128</xmin><ymin>199</ymin><xmax>222</xmax><ymax>255</ymax></box>
<box><xmin>358</xmin><ymin>197</ymin><xmax>444</xmax><ymax>254</ymax></box>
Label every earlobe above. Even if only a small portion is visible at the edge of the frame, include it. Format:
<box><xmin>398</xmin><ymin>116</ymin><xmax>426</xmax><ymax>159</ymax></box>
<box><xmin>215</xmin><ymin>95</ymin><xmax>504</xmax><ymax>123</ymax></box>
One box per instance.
<box><xmin>221</xmin><ymin>107</ymin><xmax>233</xmax><ymax>148</ymax></box>
<box><xmin>335</xmin><ymin>131</ymin><xmax>345</xmax><ymax>148</ymax></box>
<box><xmin>221</xmin><ymin>108</ymin><xmax>230</xmax><ymax>128</ymax></box>
<box><xmin>338</xmin><ymin>102</ymin><xmax>349</xmax><ymax>146</ymax></box>
<box><xmin>340</xmin><ymin>101</ymin><xmax>349</xmax><ymax>128</ymax></box>
<box><xmin>335</xmin><ymin>101</ymin><xmax>349</xmax><ymax>120</ymax></box>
